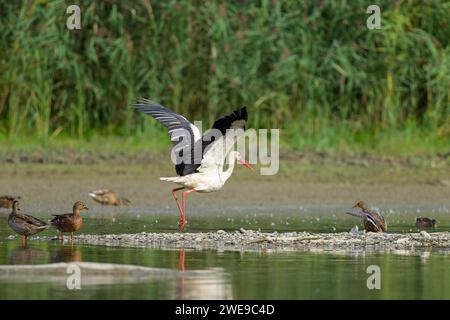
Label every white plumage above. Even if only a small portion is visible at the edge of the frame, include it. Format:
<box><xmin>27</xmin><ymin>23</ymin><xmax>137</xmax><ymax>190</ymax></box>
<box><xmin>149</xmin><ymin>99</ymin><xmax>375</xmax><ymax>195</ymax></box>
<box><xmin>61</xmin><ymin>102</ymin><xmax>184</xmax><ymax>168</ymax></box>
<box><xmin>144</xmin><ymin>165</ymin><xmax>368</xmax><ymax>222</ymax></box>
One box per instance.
<box><xmin>134</xmin><ymin>99</ymin><xmax>252</xmax><ymax>230</ymax></box>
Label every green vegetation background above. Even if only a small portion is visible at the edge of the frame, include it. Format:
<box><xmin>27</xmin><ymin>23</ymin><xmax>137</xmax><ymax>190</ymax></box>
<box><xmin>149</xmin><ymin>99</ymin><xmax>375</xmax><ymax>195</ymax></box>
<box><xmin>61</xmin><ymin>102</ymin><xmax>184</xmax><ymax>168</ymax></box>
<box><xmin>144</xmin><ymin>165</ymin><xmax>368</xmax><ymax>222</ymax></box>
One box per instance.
<box><xmin>0</xmin><ymin>0</ymin><xmax>449</xmax><ymax>155</ymax></box>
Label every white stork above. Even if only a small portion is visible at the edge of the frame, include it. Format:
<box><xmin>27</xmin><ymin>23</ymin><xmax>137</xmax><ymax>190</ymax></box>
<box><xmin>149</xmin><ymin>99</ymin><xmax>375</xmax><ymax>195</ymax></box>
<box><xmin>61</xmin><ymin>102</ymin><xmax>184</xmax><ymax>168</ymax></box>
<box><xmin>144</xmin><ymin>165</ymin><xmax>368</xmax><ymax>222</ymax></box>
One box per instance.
<box><xmin>134</xmin><ymin>98</ymin><xmax>253</xmax><ymax>230</ymax></box>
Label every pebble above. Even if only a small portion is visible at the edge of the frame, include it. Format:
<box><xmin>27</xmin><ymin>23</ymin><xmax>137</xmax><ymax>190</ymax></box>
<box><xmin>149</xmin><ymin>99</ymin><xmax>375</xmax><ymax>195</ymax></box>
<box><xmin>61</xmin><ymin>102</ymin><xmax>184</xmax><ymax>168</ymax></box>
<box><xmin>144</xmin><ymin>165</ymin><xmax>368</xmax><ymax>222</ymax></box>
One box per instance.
<box><xmin>395</xmin><ymin>237</ymin><xmax>409</xmax><ymax>244</ymax></box>
<box><xmin>420</xmin><ymin>231</ymin><xmax>431</xmax><ymax>239</ymax></box>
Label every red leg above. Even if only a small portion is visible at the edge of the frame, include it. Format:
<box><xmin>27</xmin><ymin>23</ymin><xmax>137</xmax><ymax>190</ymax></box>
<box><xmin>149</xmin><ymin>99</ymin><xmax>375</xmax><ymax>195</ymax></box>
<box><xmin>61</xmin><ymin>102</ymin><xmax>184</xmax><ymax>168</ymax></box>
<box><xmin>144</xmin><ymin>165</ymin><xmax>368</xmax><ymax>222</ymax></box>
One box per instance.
<box><xmin>172</xmin><ymin>187</ymin><xmax>185</xmax><ymax>228</ymax></box>
<box><xmin>172</xmin><ymin>187</ymin><xmax>185</xmax><ymax>214</ymax></box>
<box><xmin>180</xmin><ymin>189</ymin><xmax>197</xmax><ymax>231</ymax></box>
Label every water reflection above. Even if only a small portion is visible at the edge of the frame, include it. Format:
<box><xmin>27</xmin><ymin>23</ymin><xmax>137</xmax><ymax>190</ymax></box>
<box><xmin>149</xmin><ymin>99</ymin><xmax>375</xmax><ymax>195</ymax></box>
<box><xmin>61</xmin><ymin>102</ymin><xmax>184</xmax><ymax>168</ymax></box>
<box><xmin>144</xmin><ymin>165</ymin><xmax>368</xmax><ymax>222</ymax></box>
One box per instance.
<box><xmin>8</xmin><ymin>246</ymin><xmax>47</xmax><ymax>265</ymax></box>
<box><xmin>7</xmin><ymin>243</ymin><xmax>82</xmax><ymax>265</ymax></box>
<box><xmin>177</xmin><ymin>248</ymin><xmax>232</xmax><ymax>299</ymax></box>
<box><xmin>50</xmin><ymin>244</ymin><xmax>82</xmax><ymax>263</ymax></box>
<box><xmin>0</xmin><ymin>244</ymin><xmax>232</xmax><ymax>299</ymax></box>
<box><xmin>179</xmin><ymin>248</ymin><xmax>185</xmax><ymax>299</ymax></box>
<box><xmin>419</xmin><ymin>251</ymin><xmax>431</xmax><ymax>264</ymax></box>
<box><xmin>0</xmin><ymin>241</ymin><xmax>449</xmax><ymax>299</ymax></box>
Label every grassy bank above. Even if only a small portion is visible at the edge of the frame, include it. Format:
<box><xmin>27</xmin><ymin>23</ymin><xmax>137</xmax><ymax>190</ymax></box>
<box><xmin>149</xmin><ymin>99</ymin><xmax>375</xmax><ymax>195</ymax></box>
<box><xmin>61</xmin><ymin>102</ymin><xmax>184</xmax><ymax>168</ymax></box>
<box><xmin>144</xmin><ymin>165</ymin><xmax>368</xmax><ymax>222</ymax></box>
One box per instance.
<box><xmin>1</xmin><ymin>134</ymin><xmax>449</xmax><ymax>170</ymax></box>
<box><xmin>0</xmin><ymin>1</ymin><xmax>449</xmax><ymax>154</ymax></box>
<box><xmin>1</xmin><ymin>124</ymin><xmax>449</xmax><ymax>158</ymax></box>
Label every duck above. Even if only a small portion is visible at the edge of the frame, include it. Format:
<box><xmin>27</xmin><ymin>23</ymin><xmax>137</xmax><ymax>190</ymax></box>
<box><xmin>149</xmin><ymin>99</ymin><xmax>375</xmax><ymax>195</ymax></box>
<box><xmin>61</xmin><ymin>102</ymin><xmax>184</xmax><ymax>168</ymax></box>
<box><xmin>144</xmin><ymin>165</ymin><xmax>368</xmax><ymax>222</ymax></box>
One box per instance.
<box><xmin>0</xmin><ymin>195</ymin><xmax>21</xmax><ymax>208</ymax></box>
<box><xmin>51</xmin><ymin>201</ymin><xmax>89</xmax><ymax>242</ymax></box>
<box><xmin>88</xmin><ymin>189</ymin><xmax>130</xmax><ymax>206</ymax></box>
<box><xmin>346</xmin><ymin>200</ymin><xmax>387</xmax><ymax>233</ymax></box>
<box><xmin>8</xmin><ymin>200</ymin><xmax>47</xmax><ymax>245</ymax></box>
<box><xmin>415</xmin><ymin>217</ymin><xmax>437</xmax><ymax>228</ymax></box>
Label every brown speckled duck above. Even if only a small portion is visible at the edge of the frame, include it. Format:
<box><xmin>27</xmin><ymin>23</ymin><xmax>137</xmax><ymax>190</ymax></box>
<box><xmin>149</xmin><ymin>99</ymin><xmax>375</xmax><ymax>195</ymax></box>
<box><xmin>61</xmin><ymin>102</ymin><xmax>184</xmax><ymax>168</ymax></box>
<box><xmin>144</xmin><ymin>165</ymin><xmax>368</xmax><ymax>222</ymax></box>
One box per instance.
<box><xmin>415</xmin><ymin>217</ymin><xmax>437</xmax><ymax>228</ymax></box>
<box><xmin>88</xmin><ymin>189</ymin><xmax>130</xmax><ymax>206</ymax></box>
<box><xmin>0</xmin><ymin>195</ymin><xmax>21</xmax><ymax>208</ymax></box>
<box><xmin>8</xmin><ymin>200</ymin><xmax>47</xmax><ymax>245</ymax></box>
<box><xmin>346</xmin><ymin>201</ymin><xmax>387</xmax><ymax>233</ymax></box>
<box><xmin>51</xmin><ymin>201</ymin><xmax>89</xmax><ymax>242</ymax></box>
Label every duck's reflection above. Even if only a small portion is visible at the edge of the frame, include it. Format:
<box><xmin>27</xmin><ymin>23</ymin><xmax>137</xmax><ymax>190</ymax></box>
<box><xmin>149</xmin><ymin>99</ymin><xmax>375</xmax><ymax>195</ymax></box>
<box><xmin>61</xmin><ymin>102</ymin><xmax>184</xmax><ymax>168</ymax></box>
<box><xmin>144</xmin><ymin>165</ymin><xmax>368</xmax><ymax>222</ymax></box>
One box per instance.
<box><xmin>50</xmin><ymin>244</ymin><xmax>82</xmax><ymax>263</ymax></box>
<box><xmin>8</xmin><ymin>245</ymin><xmax>47</xmax><ymax>265</ymax></box>
<box><xmin>8</xmin><ymin>243</ymin><xmax>82</xmax><ymax>264</ymax></box>
<box><xmin>5</xmin><ymin>244</ymin><xmax>231</xmax><ymax>299</ymax></box>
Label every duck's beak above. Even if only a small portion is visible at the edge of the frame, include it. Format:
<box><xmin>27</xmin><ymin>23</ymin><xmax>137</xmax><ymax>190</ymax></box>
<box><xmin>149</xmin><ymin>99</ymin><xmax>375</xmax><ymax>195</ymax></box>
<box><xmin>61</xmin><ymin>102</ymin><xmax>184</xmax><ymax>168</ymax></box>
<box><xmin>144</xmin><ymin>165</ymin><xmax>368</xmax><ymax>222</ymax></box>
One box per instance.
<box><xmin>84</xmin><ymin>206</ymin><xmax>89</xmax><ymax>210</ymax></box>
<box><xmin>239</xmin><ymin>159</ymin><xmax>253</xmax><ymax>170</ymax></box>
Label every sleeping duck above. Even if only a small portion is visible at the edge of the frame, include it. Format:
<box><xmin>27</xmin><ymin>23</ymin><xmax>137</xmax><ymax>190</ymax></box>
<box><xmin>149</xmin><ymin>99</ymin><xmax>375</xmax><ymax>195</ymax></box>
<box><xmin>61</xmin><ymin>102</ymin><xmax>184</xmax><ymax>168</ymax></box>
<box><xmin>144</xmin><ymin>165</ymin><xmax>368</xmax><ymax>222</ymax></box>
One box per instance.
<box><xmin>415</xmin><ymin>217</ymin><xmax>437</xmax><ymax>228</ymax></box>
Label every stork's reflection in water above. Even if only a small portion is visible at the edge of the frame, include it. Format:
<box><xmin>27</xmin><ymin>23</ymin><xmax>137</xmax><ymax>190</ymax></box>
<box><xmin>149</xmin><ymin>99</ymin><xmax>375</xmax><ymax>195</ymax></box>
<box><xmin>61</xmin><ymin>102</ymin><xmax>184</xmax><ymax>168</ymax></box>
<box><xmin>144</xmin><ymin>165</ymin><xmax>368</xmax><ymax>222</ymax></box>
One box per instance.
<box><xmin>179</xmin><ymin>248</ymin><xmax>185</xmax><ymax>299</ymax></box>
<box><xmin>176</xmin><ymin>248</ymin><xmax>232</xmax><ymax>300</ymax></box>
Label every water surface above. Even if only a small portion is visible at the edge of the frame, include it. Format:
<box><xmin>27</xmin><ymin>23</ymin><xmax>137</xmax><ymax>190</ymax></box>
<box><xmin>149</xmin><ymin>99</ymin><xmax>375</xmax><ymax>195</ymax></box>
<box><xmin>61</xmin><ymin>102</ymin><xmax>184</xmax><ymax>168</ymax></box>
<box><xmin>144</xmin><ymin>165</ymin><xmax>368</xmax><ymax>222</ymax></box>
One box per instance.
<box><xmin>0</xmin><ymin>208</ymin><xmax>449</xmax><ymax>299</ymax></box>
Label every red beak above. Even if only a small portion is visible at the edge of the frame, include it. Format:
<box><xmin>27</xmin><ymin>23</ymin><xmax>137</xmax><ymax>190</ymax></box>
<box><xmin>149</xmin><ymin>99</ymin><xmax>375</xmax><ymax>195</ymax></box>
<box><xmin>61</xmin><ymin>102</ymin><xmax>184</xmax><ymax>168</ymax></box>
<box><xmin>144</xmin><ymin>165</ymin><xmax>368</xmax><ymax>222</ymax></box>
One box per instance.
<box><xmin>239</xmin><ymin>159</ymin><xmax>254</xmax><ymax>170</ymax></box>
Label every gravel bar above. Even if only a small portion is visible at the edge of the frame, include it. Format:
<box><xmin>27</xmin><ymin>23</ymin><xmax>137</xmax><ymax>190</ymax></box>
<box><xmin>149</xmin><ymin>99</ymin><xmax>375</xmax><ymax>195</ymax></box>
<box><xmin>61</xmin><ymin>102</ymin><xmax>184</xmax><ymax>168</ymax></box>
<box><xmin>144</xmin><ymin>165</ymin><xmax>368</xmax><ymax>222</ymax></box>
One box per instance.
<box><xmin>28</xmin><ymin>229</ymin><xmax>450</xmax><ymax>252</ymax></box>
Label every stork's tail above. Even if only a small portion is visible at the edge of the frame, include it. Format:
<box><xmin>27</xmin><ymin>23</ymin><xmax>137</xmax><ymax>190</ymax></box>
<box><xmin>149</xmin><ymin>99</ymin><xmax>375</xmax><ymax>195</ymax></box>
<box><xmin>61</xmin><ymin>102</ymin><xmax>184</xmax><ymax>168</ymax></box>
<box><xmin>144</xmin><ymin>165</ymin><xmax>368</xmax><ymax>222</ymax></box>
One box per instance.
<box><xmin>160</xmin><ymin>177</ymin><xmax>180</xmax><ymax>182</ymax></box>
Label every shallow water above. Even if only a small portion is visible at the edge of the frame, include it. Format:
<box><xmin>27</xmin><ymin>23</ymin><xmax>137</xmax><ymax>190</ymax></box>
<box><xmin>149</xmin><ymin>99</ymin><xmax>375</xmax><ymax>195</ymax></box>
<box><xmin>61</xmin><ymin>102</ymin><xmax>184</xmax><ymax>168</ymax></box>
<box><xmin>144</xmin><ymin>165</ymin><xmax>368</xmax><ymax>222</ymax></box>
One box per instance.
<box><xmin>0</xmin><ymin>208</ymin><xmax>449</xmax><ymax>299</ymax></box>
<box><xmin>0</xmin><ymin>242</ymin><xmax>449</xmax><ymax>299</ymax></box>
<box><xmin>1</xmin><ymin>205</ymin><xmax>448</xmax><ymax>234</ymax></box>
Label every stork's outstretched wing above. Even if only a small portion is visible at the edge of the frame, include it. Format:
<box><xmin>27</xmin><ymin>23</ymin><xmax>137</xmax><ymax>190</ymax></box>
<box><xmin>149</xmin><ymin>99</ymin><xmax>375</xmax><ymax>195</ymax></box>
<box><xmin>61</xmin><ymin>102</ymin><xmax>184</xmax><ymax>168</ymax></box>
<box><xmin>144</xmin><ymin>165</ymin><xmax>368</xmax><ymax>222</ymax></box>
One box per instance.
<box><xmin>134</xmin><ymin>99</ymin><xmax>247</xmax><ymax>176</ymax></box>
<box><xmin>133</xmin><ymin>98</ymin><xmax>202</xmax><ymax>176</ymax></box>
<box><xmin>199</xmin><ymin>107</ymin><xmax>247</xmax><ymax>172</ymax></box>
<box><xmin>202</xmin><ymin>106</ymin><xmax>247</xmax><ymax>151</ymax></box>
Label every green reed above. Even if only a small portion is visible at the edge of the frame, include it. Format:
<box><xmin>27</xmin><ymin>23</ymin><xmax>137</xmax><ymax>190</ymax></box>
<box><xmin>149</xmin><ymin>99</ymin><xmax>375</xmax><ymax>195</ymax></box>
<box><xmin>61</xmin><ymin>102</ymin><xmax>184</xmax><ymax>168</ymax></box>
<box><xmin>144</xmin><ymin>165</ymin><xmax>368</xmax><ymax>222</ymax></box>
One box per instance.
<box><xmin>0</xmin><ymin>0</ymin><xmax>448</xmax><ymax>154</ymax></box>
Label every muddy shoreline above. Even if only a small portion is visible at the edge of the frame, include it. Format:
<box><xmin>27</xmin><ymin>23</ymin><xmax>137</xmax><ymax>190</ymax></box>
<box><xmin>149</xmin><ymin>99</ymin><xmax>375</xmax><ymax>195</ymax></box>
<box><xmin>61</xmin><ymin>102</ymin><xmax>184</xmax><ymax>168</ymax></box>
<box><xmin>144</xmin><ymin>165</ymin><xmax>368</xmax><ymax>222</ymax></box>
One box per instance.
<box><xmin>1</xmin><ymin>148</ymin><xmax>449</xmax><ymax>168</ymax></box>
<box><xmin>1</xmin><ymin>158</ymin><xmax>449</xmax><ymax>210</ymax></box>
